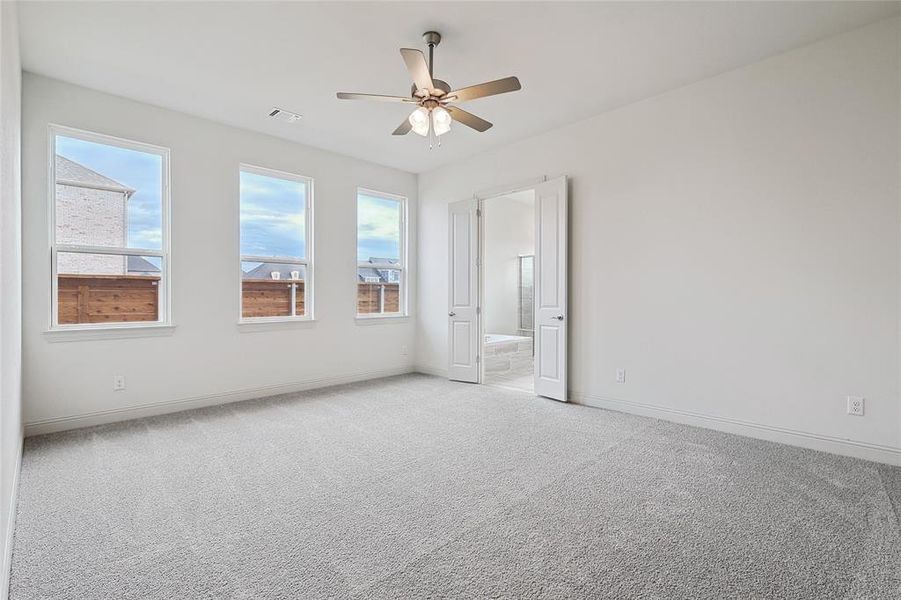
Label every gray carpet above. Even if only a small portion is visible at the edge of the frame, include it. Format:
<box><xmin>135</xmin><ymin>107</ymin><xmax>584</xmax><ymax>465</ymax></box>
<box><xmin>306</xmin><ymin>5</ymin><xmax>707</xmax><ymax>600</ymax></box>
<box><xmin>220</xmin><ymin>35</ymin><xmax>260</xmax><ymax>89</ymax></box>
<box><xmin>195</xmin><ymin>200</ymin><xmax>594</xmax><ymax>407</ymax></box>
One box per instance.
<box><xmin>9</xmin><ymin>374</ymin><xmax>901</xmax><ymax>599</ymax></box>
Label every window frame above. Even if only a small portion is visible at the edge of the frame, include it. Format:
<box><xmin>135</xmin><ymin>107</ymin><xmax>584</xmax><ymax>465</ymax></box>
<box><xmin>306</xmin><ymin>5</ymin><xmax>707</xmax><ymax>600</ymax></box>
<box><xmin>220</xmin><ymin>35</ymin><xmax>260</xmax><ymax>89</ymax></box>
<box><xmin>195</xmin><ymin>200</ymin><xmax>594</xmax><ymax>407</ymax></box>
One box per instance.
<box><xmin>238</xmin><ymin>163</ymin><xmax>314</xmax><ymax>324</ymax></box>
<box><xmin>48</xmin><ymin>124</ymin><xmax>172</xmax><ymax>332</ymax></box>
<box><xmin>355</xmin><ymin>187</ymin><xmax>408</xmax><ymax>320</ymax></box>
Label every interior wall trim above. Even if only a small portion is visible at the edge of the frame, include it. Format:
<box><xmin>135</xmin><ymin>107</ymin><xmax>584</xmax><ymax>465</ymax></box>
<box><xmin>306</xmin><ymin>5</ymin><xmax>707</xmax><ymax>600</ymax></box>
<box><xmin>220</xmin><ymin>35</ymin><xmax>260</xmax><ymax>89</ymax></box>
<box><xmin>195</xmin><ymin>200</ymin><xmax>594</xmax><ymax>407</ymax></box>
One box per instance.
<box><xmin>24</xmin><ymin>366</ymin><xmax>415</xmax><ymax>436</ymax></box>
<box><xmin>1</xmin><ymin>431</ymin><xmax>23</xmax><ymax>598</ymax></box>
<box><xmin>415</xmin><ymin>364</ymin><xmax>449</xmax><ymax>378</ymax></box>
<box><xmin>571</xmin><ymin>391</ymin><xmax>901</xmax><ymax>467</ymax></box>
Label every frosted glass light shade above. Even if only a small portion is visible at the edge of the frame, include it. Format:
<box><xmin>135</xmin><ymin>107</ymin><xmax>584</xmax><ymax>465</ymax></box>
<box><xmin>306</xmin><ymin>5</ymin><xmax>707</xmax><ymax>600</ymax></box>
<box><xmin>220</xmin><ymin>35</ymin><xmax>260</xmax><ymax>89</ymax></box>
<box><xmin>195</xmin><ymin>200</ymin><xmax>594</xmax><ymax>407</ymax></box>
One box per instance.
<box><xmin>432</xmin><ymin>107</ymin><xmax>452</xmax><ymax>136</ymax></box>
<box><xmin>408</xmin><ymin>107</ymin><xmax>430</xmax><ymax>136</ymax></box>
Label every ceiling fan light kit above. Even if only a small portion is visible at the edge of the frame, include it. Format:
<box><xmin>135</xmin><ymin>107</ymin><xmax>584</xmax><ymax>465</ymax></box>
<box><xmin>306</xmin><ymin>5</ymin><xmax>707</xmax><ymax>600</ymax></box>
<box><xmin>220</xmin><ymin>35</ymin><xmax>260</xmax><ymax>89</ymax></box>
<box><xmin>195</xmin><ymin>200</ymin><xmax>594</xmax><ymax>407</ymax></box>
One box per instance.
<box><xmin>337</xmin><ymin>31</ymin><xmax>522</xmax><ymax>147</ymax></box>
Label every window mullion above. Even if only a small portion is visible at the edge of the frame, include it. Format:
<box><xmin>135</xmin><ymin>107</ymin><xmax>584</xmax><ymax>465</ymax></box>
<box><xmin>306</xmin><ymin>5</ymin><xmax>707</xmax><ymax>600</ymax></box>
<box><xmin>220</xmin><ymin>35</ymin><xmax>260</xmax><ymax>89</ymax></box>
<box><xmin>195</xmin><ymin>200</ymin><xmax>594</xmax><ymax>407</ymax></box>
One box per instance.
<box><xmin>241</xmin><ymin>255</ymin><xmax>307</xmax><ymax>266</ymax></box>
<box><xmin>55</xmin><ymin>244</ymin><xmax>164</xmax><ymax>258</ymax></box>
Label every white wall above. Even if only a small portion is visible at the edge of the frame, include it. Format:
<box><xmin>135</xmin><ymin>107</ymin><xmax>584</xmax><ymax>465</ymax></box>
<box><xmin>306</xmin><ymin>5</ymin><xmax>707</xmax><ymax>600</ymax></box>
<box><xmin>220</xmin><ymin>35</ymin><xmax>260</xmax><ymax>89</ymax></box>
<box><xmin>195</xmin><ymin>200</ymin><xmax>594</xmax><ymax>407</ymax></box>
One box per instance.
<box><xmin>417</xmin><ymin>18</ymin><xmax>901</xmax><ymax>460</ymax></box>
<box><xmin>22</xmin><ymin>74</ymin><xmax>417</xmax><ymax>434</ymax></box>
<box><xmin>483</xmin><ymin>194</ymin><xmax>534</xmax><ymax>336</ymax></box>
<box><xmin>0</xmin><ymin>0</ymin><xmax>22</xmax><ymax>595</ymax></box>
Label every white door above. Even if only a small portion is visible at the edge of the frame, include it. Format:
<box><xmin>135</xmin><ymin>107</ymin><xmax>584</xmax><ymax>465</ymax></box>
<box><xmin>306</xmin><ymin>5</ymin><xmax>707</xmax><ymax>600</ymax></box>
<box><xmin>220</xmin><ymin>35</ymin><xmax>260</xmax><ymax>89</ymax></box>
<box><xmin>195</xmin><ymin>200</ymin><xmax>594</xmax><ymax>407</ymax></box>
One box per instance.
<box><xmin>534</xmin><ymin>177</ymin><xmax>568</xmax><ymax>400</ymax></box>
<box><xmin>448</xmin><ymin>198</ymin><xmax>480</xmax><ymax>382</ymax></box>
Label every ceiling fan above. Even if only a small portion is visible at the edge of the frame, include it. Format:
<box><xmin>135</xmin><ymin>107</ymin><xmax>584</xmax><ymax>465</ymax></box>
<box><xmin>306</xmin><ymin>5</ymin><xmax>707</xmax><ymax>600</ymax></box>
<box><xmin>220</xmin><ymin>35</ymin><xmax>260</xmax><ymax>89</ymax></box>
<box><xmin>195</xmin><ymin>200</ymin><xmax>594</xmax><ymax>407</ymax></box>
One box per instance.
<box><xmin>336</xmin><ymin>31</ymin><xmax>522</xmax><ymax>144</ymax></box>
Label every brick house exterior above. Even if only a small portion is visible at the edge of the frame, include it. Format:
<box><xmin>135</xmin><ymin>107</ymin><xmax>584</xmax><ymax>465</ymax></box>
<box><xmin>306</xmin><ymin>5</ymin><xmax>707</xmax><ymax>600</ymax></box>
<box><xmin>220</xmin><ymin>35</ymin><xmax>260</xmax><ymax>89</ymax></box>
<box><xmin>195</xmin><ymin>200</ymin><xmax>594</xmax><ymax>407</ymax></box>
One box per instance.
<box><xmin>55</xmin><ymin>155</ymin><xmax>134</xmax><ymax>274</ymax></box>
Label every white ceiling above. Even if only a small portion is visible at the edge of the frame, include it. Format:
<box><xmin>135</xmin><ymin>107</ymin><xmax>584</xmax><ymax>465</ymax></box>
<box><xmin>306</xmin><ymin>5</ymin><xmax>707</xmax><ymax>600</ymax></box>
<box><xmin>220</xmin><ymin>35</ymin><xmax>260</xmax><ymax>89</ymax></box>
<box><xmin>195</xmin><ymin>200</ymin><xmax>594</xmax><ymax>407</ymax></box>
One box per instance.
<box><xmin>18</xmin><ymin>1</ymin><xmax>899</xmax><ymax>174</ymax></box>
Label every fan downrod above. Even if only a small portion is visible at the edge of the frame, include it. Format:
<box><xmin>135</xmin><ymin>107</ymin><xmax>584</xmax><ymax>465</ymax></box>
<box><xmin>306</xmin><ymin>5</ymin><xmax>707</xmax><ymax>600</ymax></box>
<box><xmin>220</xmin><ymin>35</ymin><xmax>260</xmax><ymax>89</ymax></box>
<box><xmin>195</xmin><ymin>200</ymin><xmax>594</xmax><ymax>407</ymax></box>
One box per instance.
<box><xmin>411</xmin><ymin>31</ymin><xmax>450</xmax><ymax>98</ymax></box>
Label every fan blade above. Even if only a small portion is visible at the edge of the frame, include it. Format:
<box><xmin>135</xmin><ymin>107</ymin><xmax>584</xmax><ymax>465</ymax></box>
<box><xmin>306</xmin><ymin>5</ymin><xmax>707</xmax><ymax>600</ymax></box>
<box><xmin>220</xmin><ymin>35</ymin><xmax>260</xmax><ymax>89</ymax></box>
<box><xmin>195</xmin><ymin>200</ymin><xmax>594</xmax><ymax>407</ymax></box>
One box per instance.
<box><xmin>392</xmin><ymin>118</ymin><xmax>412</xmax><ymax>136</ymax></box>
<box><xmin>447</xmin><ymin>77</ymin><xmax>521</xmax><ymax>103</ymax></box>
<box><xmin>400</xmin><ymin>48</ymin><xmax>435</xmax><ymax>92</ymax></box>
<box><xmin>337</xmin><ymin>92</ymin><xmax>415</xmax><ymax>103</ymax></box>
<box><xmin>446</xmin><ymin>107</ymin><xmax>493</xmax><ymax>132</ymax></box>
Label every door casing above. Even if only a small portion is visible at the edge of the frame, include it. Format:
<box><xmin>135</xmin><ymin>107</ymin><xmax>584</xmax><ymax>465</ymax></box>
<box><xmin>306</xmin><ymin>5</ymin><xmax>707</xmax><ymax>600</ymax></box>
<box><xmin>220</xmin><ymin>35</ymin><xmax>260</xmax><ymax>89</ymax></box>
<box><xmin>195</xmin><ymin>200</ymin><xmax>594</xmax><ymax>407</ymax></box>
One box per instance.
<box><xmin>449</xmin><ymin>176</ymin><xmax>567</xmax><ymax>400</ymax></box>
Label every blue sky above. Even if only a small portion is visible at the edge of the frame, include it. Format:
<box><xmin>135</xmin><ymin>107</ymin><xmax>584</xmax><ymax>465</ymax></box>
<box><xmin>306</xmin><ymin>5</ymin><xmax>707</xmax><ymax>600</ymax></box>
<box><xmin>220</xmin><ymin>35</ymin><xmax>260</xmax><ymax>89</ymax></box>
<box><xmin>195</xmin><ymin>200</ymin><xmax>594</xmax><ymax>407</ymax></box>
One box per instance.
<box><xmin>240</xmin><ymin>170</ymin><xmax>306</xmax><ymax>259</ymax></box>
<box><xmin>57</xmin><ymin>136</ymin><xmax>399</xmax><ymax>266</ymax></box>
<box><xmin>357</xmin><ymin>193</ymin><xmax>400</xmax><ymax>262</ymax></box>
<box><xmin>56</xmin><ymin>135</ymin><xmax>162</xmax><ymax>249</ymax></box>
<box><xmin>239</xmin><ymin>179</ymin><xmax>400</xmax><ymax>264</ymax></box>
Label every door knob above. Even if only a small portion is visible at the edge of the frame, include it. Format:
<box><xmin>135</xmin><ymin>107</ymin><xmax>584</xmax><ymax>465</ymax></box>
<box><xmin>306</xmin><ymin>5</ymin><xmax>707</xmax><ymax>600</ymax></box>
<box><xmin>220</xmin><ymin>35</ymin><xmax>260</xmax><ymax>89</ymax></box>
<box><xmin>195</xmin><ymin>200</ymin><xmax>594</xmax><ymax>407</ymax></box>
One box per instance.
<box><xmin>554</xmin><ymin>315</ymin><xmax>564</xmax><ymax>321</ymax></box>
<box><xmin>448</xmin><ymin>311</ymin><xmax>456</xmax><ymax>317</ymax></box>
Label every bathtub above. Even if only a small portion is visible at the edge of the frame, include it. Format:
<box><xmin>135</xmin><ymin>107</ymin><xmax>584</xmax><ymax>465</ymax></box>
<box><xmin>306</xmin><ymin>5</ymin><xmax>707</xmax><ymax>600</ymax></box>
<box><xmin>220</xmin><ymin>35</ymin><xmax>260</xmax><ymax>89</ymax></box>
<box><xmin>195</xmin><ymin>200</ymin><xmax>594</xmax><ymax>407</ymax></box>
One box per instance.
<box><xmin>483</xmin><ymin>333</ymin><xmax>533</xmax><ymax>378</ymax></box>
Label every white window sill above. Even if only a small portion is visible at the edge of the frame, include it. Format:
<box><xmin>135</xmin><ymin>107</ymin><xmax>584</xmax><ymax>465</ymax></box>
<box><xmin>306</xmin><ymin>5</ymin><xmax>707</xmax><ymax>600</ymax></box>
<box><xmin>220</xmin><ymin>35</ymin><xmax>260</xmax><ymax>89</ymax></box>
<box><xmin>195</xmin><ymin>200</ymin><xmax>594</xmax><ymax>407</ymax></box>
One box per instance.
<box><xmin>43</xmin><ymin>323</ymin><xmax>176</xmax><ymax>343</ymax></box>
<box><xmin>237</xmin><ymin>318</ymin><xmax>316</xmax><ymax>332</ymax></box>
<box><xmin>355</xmin><ymin>315</ymin><xmax>410</xmax><ymax>325</ymax></box>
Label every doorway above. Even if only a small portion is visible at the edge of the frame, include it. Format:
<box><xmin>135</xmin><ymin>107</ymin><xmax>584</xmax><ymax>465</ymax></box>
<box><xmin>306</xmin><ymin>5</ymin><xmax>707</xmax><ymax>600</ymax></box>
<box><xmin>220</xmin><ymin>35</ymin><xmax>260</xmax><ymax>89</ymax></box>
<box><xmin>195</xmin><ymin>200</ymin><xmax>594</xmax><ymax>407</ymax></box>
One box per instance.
<box><xmin>481</xmin><ymin>190</ymin><xmax>536</xmax><ymax>393</ymax></box>
<box><xmin>447</xmin><ymin>176</ymin><xmax>568</xmax><ymax>401</ymax></box>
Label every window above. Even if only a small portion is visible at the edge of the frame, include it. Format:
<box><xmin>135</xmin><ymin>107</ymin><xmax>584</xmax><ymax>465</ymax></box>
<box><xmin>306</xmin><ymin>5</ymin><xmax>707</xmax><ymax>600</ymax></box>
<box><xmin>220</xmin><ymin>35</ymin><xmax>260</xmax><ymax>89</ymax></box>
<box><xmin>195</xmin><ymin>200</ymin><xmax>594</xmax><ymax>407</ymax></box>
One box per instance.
<box><xmin>518</xmin><ymin>255</ymin><xmax>534</xmax><ymax>333</ymax></box>
<box><xmin>50</xmin><ymin>126</ymin><xmax>169</xmax><ymax>328</ymax></box>
<box><xmin>357</xmin><ymin>189</ymin><xmax>406</xmax><ymax>317</ymax></box>
<box><xmin>240</xmin><ymin>165</ymin><xmax>312</xmax><ymax>321</ymax></box>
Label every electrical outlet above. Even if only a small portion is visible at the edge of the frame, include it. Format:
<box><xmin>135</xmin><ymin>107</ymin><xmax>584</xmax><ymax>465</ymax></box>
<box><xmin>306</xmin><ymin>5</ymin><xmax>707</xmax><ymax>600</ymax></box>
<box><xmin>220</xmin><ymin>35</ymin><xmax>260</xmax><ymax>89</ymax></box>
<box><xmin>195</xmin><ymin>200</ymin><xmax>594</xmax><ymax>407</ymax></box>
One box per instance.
<box><xmin>847</xmin><ymin>396</ymin><xmax>864</xmax><ymax>416</ymax></box>
<box><xmin>401</xmin><ymin>345</ymin><xmax>408</xmax><ymax>357</ymax></box>
<box><xmin>616</xmin><ymin>368</ymin><xmax>626</xmax><ymax>384</ymax></box>
<box><xmin>113</xmin><ymin>375</ymin><xmax>126</xmax><ymax>392</ymax></box>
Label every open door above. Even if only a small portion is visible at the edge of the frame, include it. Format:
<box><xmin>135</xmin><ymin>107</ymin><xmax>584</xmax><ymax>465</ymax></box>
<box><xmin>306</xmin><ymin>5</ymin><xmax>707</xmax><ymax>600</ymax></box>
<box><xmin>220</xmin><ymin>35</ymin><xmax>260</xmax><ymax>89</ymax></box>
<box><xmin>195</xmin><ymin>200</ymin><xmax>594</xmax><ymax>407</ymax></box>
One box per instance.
<box><xmin>534</xmin><ymin>177</ymin><xmax>568</xmax><ymax>400</ymax></box>
<box><xmin>447</xmin><ymin>199</ymin><xmax>480</xmax><ymax>382</ymax></box>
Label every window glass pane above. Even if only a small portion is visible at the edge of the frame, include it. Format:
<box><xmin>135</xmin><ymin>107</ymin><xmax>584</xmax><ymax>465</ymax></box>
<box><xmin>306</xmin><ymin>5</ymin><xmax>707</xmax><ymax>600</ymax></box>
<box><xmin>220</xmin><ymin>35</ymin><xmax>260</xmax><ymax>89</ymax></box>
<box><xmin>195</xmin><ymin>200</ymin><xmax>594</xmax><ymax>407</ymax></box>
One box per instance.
<box><xmin>241</xmin><ymin>261</ymin><xmax>306</xmax><ymax>318</ymax></box>
<box><xmin>519</xmin><ymin>255</ymin><xmax>534</xmax><ymax>332</ymax></box>
<box><xmin>57</xmin><ymin>252</ymin><xmax>161</xmax><ymax>324</ymax></box>
<box><xmin>55</xmin><ymin>135</ymin><xmax>163</xmax><ymax>250</ymax></box>
<box><xmin>240</xmin><ymin>170</ymin><xmax>306</xmax><ymax>259</ymax></box>
<box><xmin>357</xmin><ymin>193</ymin><xmax>400</xmax><ymax>262</ymax></box>
<box><xmin>357</xmin><ymin>268</ymin><xmax>401</xmax><ymax>314</ymax></box>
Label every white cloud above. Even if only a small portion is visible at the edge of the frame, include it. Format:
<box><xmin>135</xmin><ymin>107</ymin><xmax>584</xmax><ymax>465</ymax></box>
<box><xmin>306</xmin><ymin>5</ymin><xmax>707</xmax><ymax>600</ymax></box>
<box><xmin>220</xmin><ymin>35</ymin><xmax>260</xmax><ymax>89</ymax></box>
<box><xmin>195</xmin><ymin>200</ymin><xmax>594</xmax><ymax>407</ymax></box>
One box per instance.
<box><xmin>358</xmin><ymin>201</ymin><xmax>399</xmax><ymax>240</ymax></box>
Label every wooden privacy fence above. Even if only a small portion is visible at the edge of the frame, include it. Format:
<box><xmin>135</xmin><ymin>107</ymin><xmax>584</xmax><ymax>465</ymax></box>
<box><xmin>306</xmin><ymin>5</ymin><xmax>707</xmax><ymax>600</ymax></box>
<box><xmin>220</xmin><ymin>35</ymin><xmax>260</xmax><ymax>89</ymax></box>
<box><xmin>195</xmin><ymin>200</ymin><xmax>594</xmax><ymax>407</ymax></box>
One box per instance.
<box><xmin>57</xmin><ymin>276</ymin><xmax>401</xmax><ymax>324</ymax></box>
<box><xmin>357</xmin><ymin>282</ymin><xmax>400</xmax><ymax>314</ymax></box>
<box><xmin>241</xmin><ymin>279</ymin><xmax>306</xmax><ymax>318</ymax></box>
<box><xmin>58</xmin><ymin>274</ymin><xmax>160</xmax><ymax>324</ymax></box>
<box><xmin>241</xmin><ymin>281</ymin><xmax>400</xmax><ymax>317</ymax></box>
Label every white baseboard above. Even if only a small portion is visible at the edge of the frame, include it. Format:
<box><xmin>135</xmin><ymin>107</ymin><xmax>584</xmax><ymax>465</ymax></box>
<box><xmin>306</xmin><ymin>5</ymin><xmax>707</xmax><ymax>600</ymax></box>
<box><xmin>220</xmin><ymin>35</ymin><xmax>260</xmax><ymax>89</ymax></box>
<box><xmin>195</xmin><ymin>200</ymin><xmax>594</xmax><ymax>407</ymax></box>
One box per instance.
<box><xmin>1</xmin><ymin>430</ymin><xmax>23</xmax><ymax>598</ymax></box>
<box><xmin>571</xmin><ymin>391</ymin><xmax>901</xmax><ymax>467</ymax></box>
<box><xmin>414</xmin><ymin>363</ymin><xmax>448</xmax><ymax>378</ymax></box>
<box><xmin>25</xmin><ymin>366</ymin><xmax>415</xmax><ymax>437</ymax></box>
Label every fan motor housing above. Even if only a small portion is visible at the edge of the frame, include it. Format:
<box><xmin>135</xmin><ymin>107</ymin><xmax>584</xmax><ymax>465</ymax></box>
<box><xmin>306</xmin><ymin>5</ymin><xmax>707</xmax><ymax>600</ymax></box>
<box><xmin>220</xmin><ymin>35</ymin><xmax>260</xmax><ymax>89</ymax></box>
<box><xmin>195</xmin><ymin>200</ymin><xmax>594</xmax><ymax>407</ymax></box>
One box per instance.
<box><xmin>411</xmin><ymin>78</ymin><xmax>451</xmax><ymax>100</ymax></box>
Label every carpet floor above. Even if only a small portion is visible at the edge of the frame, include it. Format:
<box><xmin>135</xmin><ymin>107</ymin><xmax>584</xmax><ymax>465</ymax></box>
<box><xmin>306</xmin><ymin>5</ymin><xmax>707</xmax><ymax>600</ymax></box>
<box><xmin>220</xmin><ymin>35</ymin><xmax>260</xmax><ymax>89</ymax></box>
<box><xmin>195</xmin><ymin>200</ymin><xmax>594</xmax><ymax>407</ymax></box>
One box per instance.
<box><xmin>10</xmin><ymin>374</ymin><xmax>901</xmax><ymax>599</ymax></box>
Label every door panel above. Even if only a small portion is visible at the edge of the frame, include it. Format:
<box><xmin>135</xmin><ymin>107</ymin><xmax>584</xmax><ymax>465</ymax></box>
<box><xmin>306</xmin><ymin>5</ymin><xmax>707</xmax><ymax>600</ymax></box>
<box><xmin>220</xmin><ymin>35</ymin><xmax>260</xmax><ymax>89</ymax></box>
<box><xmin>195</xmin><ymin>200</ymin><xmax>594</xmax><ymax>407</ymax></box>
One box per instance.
<box><xmin>538</xmin><ymin>324</ymin><xmax>560</xmax><ymax>380</ymax></box>
<box><xmin>452</xmin><ymin>321</ymin><xmax>474</xmax><ymax>366</ymax></box>
<box><xmin>534</xmin><ymin>177</ymin><xmax>568</xmax><ymax>400</ymax></box>
<box><xmin>539</xmin><ymin>197</ymin><xmax>560</xmax><ymax>307</ymax></box>
<box><xmin>448</xmin><ymin>199</ymin><xmax>479</xmax><ymax>382</ymax></box>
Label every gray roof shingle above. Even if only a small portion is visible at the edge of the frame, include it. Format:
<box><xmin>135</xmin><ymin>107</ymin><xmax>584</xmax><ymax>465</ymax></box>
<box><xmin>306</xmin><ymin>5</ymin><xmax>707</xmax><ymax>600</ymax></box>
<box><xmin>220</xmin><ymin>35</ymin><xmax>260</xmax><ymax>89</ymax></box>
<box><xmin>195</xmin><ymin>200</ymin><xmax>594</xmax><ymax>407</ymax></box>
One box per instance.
<box><xmin>55</xmin><ymin>155</ymin><xmax>135</xmax><ymax>196</ymax></box>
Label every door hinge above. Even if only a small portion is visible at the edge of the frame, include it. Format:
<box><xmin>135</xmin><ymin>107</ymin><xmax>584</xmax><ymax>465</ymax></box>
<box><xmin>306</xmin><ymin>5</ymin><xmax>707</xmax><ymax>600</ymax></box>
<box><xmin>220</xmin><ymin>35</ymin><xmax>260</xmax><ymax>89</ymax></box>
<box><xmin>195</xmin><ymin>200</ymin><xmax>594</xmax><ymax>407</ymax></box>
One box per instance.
<box><xmin>476</xmin><ymin>355</ymin><xmax>481</xmax><ymax>363</ymax></box>
<box><xmin>476</xmin><ymin>306</ymin><xmax>481</xmax><ymax>314</ymax></box>
<box><xmin>476</xmin><ymin>208</ymin><xmax>482</xmax><ymax>217</ymax></box>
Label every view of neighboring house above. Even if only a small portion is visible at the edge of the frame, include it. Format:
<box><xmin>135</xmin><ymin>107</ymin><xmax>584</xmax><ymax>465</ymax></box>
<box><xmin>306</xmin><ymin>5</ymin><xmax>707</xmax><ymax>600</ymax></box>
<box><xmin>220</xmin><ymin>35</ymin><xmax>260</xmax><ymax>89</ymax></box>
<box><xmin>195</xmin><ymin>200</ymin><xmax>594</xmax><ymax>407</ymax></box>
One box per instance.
<box><xmin>55</xmin><ymin>155</ymin><xmax>137</xmax><ymax>275</ymax></box>
<box><xmin>240</xmin><ymin>257</ymin><xmax>398</xmax><ymax>284</ymax></box>
<box><xmin>125</xmin><ymin>255</ymin><xmax>161</xmax><ymax>276</ymax></box>
<box><xmin>242</xmin><ymin>263</ymin><xmax>304</xmax><ymax>280</ymax></box>
<box><xmin>357</xmin><ymin>257</ymin><xmax>400</xmax><ymax>283</ymax></box>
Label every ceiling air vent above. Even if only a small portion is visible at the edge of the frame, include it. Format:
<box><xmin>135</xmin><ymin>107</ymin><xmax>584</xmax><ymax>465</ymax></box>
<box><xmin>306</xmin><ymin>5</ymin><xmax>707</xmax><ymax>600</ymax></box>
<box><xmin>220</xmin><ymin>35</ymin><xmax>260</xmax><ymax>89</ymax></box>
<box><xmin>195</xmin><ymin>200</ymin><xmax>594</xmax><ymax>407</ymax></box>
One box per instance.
<box><xmin>268</xmin><ymin>107</ymin><xmax>302</xmax><ymax>123</ymax></box>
